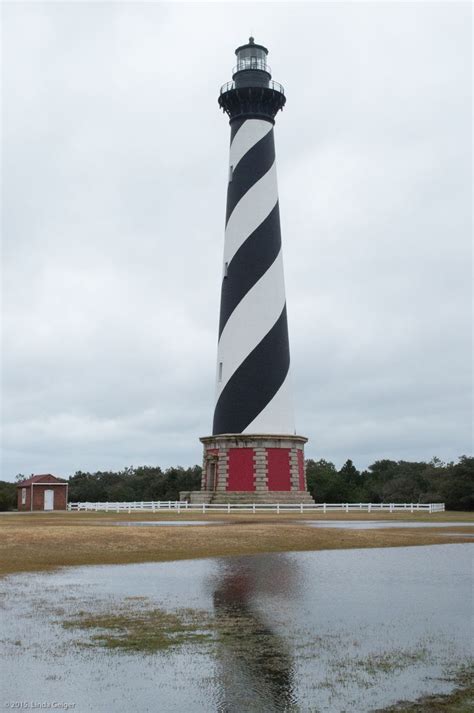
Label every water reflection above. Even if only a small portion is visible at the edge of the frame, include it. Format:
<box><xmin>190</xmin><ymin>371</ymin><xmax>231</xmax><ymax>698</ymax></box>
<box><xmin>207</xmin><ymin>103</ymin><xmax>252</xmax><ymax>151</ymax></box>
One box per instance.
<box><xmin>211</xmin><ymin>555</ymin><xmax>298</xmax><ymax>712</ymax></box>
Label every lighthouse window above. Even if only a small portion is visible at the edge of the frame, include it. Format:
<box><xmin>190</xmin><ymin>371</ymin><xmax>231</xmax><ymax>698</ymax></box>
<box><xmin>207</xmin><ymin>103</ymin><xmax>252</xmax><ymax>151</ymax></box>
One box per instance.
<box><xmin>218</xmin><ymin>362</ymin><xmax>223</xmax><ymax>381</ymax></box>
<box><xmin>229</xmin><ymin>165</ymin><xmax>233</xmax><ymax>182</ymax></box>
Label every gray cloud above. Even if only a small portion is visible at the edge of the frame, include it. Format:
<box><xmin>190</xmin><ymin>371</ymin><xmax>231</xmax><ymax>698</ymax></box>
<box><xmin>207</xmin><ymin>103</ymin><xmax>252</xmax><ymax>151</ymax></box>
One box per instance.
<box><xmin>2</xmin><ymin>2</ymin><xmax>472</xmax><ymax>478</ymax></box>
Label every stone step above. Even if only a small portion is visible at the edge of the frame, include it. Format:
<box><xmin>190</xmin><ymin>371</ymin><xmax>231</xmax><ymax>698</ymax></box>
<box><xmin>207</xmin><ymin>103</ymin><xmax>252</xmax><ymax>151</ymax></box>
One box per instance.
<box><xmin>181</xmin><ymin>490</ymin><xmax>315</xmax><ymax>505</ymax></box>
<box><xmin>180</xmin><ymin>490</ymin><xmax>213</xmax><ymax>504</ymax></box>
<box><xmin>211</xmin><ymin>491</ymin><xmax>315</xmax><ymax>504</ymax></box>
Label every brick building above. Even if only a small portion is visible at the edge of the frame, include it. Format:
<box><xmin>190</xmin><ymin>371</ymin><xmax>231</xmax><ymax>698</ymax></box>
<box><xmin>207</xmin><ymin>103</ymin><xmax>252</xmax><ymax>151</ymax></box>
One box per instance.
<box><xmin>16</xmin><ymin>474</ymin><xmax>68</xmax><ymax>512</ymax></box>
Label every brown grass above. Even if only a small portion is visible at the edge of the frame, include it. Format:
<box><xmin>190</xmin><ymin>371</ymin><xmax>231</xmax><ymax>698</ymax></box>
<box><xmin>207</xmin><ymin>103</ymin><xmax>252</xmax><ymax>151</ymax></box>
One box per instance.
<box><xmin>0</xmin><ymin>510</ymin><xmax>472</xmax><ymax>577</ymax></box>
<box><xmin>62</xmin><ymin>606</ymin><xmax>213</xmax><ymax>652</ymax></box>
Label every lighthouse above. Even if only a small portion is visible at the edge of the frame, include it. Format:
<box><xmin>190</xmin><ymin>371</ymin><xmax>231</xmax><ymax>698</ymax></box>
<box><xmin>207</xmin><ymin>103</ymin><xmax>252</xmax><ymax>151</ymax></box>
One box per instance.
<box><xmin>197</xmin><ymin>38</ymin><xmax>312</xmax><ymax>503</ymax></box>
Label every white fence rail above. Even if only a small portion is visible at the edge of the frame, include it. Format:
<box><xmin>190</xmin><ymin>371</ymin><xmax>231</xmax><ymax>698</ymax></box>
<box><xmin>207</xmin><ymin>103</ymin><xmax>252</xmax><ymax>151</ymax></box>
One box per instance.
<box><xmin>67</xmin><ymin>501</ymin><xmax>445</xmax><ymax>514</ymax></box>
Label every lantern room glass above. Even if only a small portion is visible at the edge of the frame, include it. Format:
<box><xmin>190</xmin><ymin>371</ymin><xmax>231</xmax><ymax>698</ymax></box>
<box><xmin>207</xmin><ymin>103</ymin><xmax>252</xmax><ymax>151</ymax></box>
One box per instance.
<box><xmin>235</xmin><ymin>46</ymin><xmax>268</xmax><ymax>73</ymax></box>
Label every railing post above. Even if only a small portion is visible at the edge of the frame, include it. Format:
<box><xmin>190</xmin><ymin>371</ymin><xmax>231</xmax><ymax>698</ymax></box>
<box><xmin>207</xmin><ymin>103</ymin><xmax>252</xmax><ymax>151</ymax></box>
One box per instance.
<box><xmin>300</xmin><ymin>503</ymin><xmax>303</xmax><ymax>514</ymax></box>
<box><xmin>277</xmin><ymin>503</ymin><xmax>280</xmax><ymax>514</ymax></box>
<box><xmin>252</xmin><ymin>503</ymin><xmax>255</xmax><ymax>514</ymax></box>
<box><xmin>323</xmin><ymin>503</ymin><xmax>327</xmax><ymax>514</ymax></box>
<box><xmin>368</xmin><ymin>503</ymin><xmax>371</xmax><ymax>513</ymax></box>
<box><xmin>345</xmin><ymin>503</ymin><xmax>349</xmax><ymax>513</ymax></box>
<box><xmin>177</xmin><ymin>502</ymin><xmax>181</xmax><ymax>514</ymax></box>
<box><xmin>227</xmin><ymin>503</ymin><xmax>230</xmax><ymax>514</ymax></box>
<box><xmin>202</xmin><ymin>503</ymin><xmax>205</xmax><ymax>514</ymax></box>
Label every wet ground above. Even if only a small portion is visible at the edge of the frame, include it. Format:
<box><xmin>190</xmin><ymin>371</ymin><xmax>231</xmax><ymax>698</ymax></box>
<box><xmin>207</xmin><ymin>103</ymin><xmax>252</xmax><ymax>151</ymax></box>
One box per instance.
<box><xmin>109</xmin><ymin>518</ymin><xmax>474</xmax><ymax>531</ymax></box>
<box><xmin>1</xmin><ymin>544</ymin><xmax>472</xmax><ymax>713</ymax></box>
<box><xmin>112</xmin><ymin>520</ymin><xmax>223</xmax><ymax>527</ymax></box>
<box><xmin>303</xmin><ymin>520</ymin><xmax>474</xmax><ymax>529</ymax></box>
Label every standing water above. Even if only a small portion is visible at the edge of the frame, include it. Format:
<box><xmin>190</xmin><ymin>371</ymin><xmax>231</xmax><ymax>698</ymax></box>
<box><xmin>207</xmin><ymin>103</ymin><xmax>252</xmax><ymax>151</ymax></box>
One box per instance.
<box><xmin>1</xmin><ymin>544</ymin><xmax>472</xmax><ymax>712</ymax></box>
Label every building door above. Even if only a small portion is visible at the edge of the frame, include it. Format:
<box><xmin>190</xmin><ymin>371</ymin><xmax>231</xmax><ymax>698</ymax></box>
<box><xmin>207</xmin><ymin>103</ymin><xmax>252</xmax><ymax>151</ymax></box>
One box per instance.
<box><xmin>208</xmin><ymin>461</ymin><xmax>218</xmax><ymax>491</ymax></box>
<box><xmin>44</xmin><ymin>490</ymin><xmax>54</xmax><ymax>511</ymax></box>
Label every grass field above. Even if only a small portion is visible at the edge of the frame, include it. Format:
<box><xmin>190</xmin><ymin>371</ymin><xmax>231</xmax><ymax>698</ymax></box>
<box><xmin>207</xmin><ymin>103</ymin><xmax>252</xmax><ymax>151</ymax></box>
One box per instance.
<box><xmin>0</xmin><ymin>509</ymin><xmax>472</xmax><ymax>577</ymax></box>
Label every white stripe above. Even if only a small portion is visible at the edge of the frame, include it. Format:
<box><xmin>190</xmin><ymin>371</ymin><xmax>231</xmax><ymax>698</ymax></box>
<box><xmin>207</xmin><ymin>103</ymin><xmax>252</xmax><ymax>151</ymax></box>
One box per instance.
<box><xmin>243</xmin><ymin>371</ymin><xmax>295</xmax><ymax>435</ymax></box>
<box><xmin>216</xmin><ymin>250</ymin><xmax>286</xmax><ymax>400</ymax></box>
<box><xmin>230</xmin><ymin>119</ymin><xmax>272</xmax><ymax>172</ymax></box>
<box><xmin>224</xmin><ymin>162</ymin><xmax>278</xmax><ymax>267</ymax></box>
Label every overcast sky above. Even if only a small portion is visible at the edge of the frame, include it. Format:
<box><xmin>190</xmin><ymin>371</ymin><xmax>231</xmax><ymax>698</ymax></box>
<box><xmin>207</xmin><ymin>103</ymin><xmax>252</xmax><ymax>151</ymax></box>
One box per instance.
<box><xmin>2</xmin><ymin>1</ymin><xmax>472</xmax><ymax>480</ymax></box>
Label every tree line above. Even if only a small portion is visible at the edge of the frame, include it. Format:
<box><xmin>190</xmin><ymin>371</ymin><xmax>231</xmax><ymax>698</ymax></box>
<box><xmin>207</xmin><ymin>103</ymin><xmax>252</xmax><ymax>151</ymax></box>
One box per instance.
<box><xmin>305</xmin><ymin>456</ymin><xmax>473</xmax><ymax>511</ymax></box>
<box><xmin>0</xmin><ymin>456</ymin><xmax>472</xmax><ymax>511</ymax></box>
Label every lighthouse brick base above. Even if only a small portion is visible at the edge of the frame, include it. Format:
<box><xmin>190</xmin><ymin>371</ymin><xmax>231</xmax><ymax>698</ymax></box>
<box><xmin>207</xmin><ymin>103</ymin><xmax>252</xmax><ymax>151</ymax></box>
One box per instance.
<box><xmin>181</xmin><ymin>435</ymin><xmax>314</xmax><ymax>504</ymax></box>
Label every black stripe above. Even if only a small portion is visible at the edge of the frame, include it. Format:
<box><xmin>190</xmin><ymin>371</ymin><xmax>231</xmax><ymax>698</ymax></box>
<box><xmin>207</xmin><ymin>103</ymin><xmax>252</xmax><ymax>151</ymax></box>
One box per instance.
<box><xmin>230</xmin><ymin>117</ymin><xmax>247</xmax><ymax>143</ymax></box>
<box><xmin>226</xmin><ymin>128</ymin><xmax>275</xmax><ymax>224</ymax></box>
<box><xmin>212</xmin><ymin>306</ymin><xmax>290</xmax><ymax>435</ymax></box>
<box><xmin>218</xmin><ymin>202</ymin><xmax>281</xmax><ymax>338</ymax></box>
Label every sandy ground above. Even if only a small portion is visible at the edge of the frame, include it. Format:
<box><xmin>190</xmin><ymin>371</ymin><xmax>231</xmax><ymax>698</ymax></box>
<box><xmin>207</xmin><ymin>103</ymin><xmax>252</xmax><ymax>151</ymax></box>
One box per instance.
<box><xmin>1</xmin><ymin>510</ymin><xmax>472</xmax><ymax>577</ymax></box>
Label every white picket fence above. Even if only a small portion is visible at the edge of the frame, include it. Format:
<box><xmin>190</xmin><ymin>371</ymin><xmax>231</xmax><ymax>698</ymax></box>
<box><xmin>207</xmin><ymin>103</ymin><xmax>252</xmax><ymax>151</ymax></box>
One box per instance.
<box><xmin>67</xmin><ymin>501</ymin><xmax>445</xmax><ymax>514</ymax></box>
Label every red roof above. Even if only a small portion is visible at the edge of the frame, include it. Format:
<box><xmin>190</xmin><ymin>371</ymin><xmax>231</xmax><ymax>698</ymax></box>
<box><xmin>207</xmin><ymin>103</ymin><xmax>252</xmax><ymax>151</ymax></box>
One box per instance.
<box><xmin>16</xmin><ymin>474</ymin><xmax>68</xmax><ymax>487</ymax></box>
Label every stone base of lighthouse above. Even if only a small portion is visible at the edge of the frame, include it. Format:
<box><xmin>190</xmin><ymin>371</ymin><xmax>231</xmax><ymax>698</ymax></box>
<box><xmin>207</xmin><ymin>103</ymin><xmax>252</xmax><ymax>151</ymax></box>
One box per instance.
<box><xmin>181</xmin><ymin>434</ymin><xmax>314</xmax><ymax>504</ymax></box>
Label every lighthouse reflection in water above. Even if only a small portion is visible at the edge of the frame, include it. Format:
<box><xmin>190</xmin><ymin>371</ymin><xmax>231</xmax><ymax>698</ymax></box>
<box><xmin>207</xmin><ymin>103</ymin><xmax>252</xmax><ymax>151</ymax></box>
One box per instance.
<box><xmin>210</xmin><ymin>555</ymin><xmax>298</xmax><ymax>711</ymax></box>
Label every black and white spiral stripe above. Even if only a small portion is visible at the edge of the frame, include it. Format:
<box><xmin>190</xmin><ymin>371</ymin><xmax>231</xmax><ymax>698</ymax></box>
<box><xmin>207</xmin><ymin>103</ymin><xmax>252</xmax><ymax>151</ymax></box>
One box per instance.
<box><xmin>212</xmin><ymin>118</ymin><xmax>294</xmax><ymax>435</ymax></box>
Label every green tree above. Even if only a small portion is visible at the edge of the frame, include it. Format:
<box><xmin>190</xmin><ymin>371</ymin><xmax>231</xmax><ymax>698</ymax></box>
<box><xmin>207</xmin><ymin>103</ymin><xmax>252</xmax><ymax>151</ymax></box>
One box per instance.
<box><xmin>434</xmin><ymin>456</ymin><xmax>474</xmax><ymax>510</ymax></box>
<box><xmin>306</xmin><ymin>459</ymin><xmax>343</xmax><ymax>502</ymax></box>
<box><xmin>338</xmin><ymin>459</ymin><xmax>363</xmax><ymax>501</ymax></box>
<box><xmin>0</xmin><ymin>481</ymin><xmax>17</xmax><ymax>511</ymax></box>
